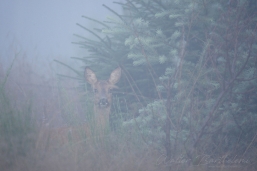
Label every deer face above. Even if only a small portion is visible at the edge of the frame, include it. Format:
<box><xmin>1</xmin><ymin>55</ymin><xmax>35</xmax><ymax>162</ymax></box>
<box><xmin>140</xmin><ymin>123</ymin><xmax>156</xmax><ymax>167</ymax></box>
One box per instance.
<box><xmin>85</xmin><ymin>67</ymin><xmax>121</xmax><ymax>110</ymax></box>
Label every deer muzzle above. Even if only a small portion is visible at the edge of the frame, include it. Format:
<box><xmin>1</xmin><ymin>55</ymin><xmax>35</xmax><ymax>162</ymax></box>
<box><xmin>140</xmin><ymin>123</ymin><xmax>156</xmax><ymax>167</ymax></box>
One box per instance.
<box><xmin>98</xmin><ymin>98</ymin><xmax>109</xmax><ymax>108</ymax></box>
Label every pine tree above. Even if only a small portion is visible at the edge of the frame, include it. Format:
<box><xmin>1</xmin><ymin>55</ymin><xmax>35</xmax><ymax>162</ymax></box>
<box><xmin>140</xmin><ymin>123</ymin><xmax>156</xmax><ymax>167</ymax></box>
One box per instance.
<box><xmin>72</xmin><ymin>0</ymin><xmax>257</xmax><ymax>167</ymax></box>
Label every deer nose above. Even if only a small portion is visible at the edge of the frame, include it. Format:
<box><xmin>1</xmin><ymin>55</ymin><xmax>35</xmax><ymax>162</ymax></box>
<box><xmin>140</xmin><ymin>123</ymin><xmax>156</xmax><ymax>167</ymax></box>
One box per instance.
<box><xmin>98</xmin><ymin>98</ymin><xmax>109</xmax><ymax>108</ymax></box>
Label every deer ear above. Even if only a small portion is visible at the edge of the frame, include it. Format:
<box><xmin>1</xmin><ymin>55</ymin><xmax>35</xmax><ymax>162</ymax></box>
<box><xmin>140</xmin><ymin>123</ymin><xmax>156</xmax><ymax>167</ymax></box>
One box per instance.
<box><xmin>85</xmin><ymin>67</ymin><xmax>98</xmax><ymax>85</ymax></box>
<box><xmin>109</xmin><ymin>67</ymin><xmax>121</xmax><ymax>85</ymax></box>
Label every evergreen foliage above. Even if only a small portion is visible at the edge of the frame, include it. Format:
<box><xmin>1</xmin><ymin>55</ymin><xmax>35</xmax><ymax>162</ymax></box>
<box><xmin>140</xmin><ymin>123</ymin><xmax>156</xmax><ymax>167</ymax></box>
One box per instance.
<box><xmin>73</xmin><ymin>0</ymin><xmax>257</xmax><ymax>166</ymax></box>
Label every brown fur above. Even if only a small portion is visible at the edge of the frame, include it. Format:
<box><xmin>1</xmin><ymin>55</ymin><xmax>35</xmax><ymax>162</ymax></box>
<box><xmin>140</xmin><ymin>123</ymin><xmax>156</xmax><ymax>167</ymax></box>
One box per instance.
<box><xmin>85</xmin><ymin>67</ymin><xmax>121</xmax><ymax>134</ymax></box>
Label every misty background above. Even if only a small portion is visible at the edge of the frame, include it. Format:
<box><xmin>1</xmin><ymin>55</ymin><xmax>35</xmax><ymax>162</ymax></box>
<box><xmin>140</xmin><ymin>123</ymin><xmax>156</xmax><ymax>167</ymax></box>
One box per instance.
<box><xmin>1</xmin><ymin>1</ymin><xmax>256</xmax><ymax>170</ymax></box>
<box><xmin>0</xmin><ymin>0</ymin><xmax>122</xmax><ymax>77</ymax></box>
<box><xmin>0</xmin><ymin>0</ymin><xmax>123</xmax><ymax>128</ymax></box>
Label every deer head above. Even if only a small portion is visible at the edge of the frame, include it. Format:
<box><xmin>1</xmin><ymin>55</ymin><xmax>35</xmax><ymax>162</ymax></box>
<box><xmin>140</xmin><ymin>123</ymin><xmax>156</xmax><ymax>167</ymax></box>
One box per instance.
<box><xmin>85</xmin><ymin>67</ymin><xmax>121</xmax><ymax>131</ymax></box>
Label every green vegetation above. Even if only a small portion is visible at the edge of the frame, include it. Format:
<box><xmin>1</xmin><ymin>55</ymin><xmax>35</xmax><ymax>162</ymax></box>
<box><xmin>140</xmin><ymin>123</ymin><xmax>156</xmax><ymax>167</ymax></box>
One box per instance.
<box><xmin>1</xmin><ymin>0</ymin><xmax>256</xmax><ymax>171</ymax></box>
<box><xmin>0</xmin><ymin>55</ymin><xmax>34</xmax><ymax>167</ymax></box>
<box><xmin>72</xmin><ymin>0</ymin><xmax>257</xmax><ymax>169</ymax></box>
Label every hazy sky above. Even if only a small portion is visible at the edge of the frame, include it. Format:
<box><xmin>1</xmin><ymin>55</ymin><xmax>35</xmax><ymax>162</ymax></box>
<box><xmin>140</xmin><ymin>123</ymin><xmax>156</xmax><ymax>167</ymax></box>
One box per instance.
<box><xmin>0</xmin><ymin>0</ymin><xmax>121</xmax><ymax>74</ymax></box>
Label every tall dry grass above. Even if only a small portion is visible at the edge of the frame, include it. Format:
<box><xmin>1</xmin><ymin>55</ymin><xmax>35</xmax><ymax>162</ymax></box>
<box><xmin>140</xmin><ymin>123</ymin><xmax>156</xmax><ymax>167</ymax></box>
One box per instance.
<box><xmin>0</xmin><ymin>50</ymin><xmax>254</xmax><ymax>171</ymax></box>
<box><xmin>0</xmin><ymin>50</ymin><xmax>164</xmax><ymax>171</ymax></box>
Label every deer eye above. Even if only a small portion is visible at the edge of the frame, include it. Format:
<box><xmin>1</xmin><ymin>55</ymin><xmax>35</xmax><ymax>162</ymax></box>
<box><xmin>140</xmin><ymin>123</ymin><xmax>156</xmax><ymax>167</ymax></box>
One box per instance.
<box><xmin>94</xmin><ymin>89</ymin><xmax>98</xmax><ymax>93</ymax></box>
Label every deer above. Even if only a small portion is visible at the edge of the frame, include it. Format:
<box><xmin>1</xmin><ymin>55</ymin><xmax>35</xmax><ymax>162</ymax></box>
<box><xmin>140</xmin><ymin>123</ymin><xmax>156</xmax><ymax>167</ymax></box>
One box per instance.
<box><xmin>36</xmin><ymin>67</ymin><xmax>121</xmax><ymax>150</ymax></box>
<box><xmin>85</xmin><ymin>67</ymin><xmax>121</xmax><ymax>135</ymax></box>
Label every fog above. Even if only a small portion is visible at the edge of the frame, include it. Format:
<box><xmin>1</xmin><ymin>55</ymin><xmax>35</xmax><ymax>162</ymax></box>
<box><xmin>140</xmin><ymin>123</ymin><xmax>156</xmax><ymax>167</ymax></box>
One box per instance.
<box><xmin>0</xmin><ymin>0</ymin><xmax>121</xmax><ymax>76</ymax></box>
<box><xmin>0</xmin><ymin>3</ymin><xmax>129</xmax><ymax>169</ymax></box>
<box><xmin>0</xmin><ymin>0</ymin><xmax>122</xmax><ymax>124</ymax></box>
<box><xmin>0</xmin><ymin>0</ymin><xmax>123</xmax><ymax>143</ymax></box>
<box><xmin>1</xmin><ymin>1</ymin><xmax>256</xmax><ymax>170</ymax></box>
